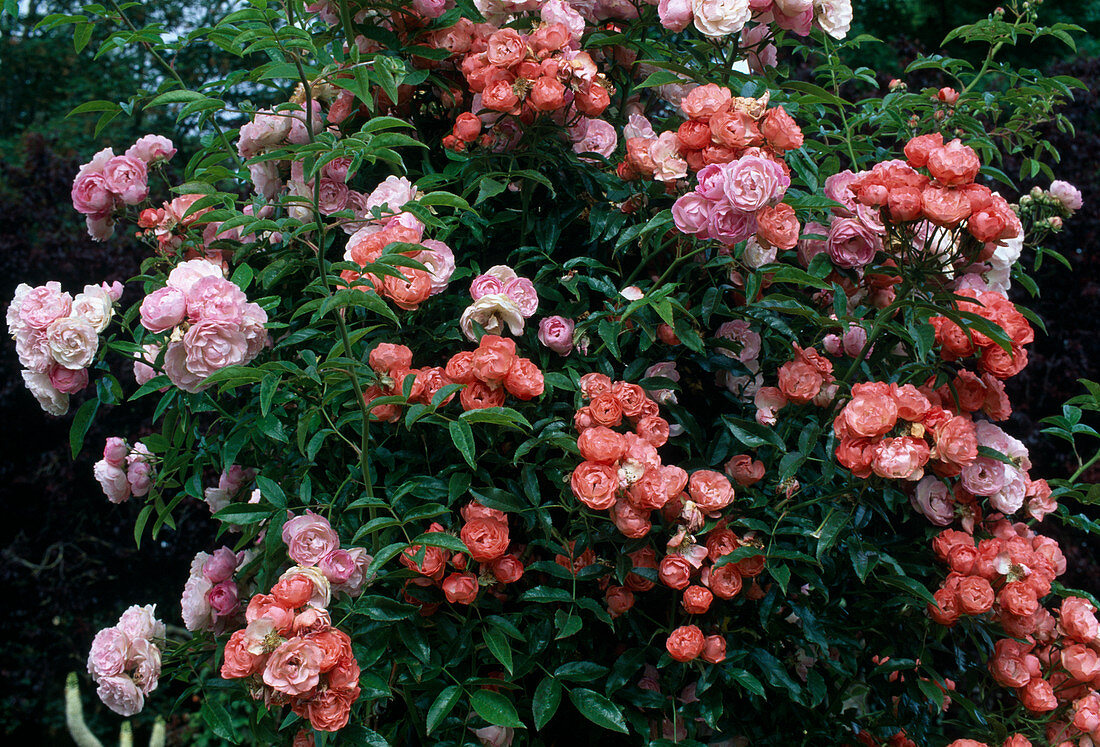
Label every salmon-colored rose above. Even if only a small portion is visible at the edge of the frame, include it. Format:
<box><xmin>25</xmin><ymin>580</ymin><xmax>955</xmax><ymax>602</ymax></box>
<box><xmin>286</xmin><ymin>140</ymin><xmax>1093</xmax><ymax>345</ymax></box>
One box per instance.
<box><xmin>956</xmin><ymin>575</ymin><xmax>994</xmax><ymax>615</ymax></box>
<box><xmin>503</xmin><ymin>357</ymin><xmax>544</xmax><ymax>400</ymax></box>
<box><xmin>589</xmin><ymin>393</ymin><xmax>623</xmax><ymax>426</ymax></box>
<box><xmin>577</xmin><ymin>426</ymin><xmax>626</xmax><ymax>464</ymax></box>
<box><xmin>682</xmin><ymin>585</ymin><xmax>713</xmax><ymax>614</ymax></box>
<box><xmin>460</xmin><ymin>518</ymin><xmax>510</xmax><ymax>563</ymax></box>
<box><xmin>579</xmin><ymin>372</ymin><xmax>613</xmax><ymax>398</ymax></box>
<box><xmin>571</xmin><ymin>461</ymin><xmax>619</xmax><ymax>510</ymax></box>
<box><xmin>658</xmin><ymin>554</ymin><xmax>693</xmax><ymax>589</ymax></box>
<box><xmin>459</xmin><ymin>380</ymin><xmax>507</xmax><ymax>410</ymax></box>
<box><xmin>666</xmin><ymin>625</ymin><xmax>705</xmax><ymax>662</ymax></box>
<box><xmin>725</xmin><ymin>455</ymin><xmax>765</xmax><ymax>487</ymax></box>
<box><xmin>263</xmin><ymin>638</ymin><xmax>323</xmax><ymax>696</ymax></box>
<box><xmin>442</xmin><ymin>572</ymin><xmax>479</xmax><ymax>604</ymax></box>
<box><xmin>471</xmin><ymin>335</ymin><xmax>516</xmax><ymax>384</ymax></box>
<box><xmin>761</xmin><ymin>107</ymin><xmax>803</xmax><ymax>151</ymax></box>
<box><xmin>688</xmin><ymin>470</ymin><xmax>734</xmax><ymax>512</ymax></box>
<box><xmin>756</xmin><ymin>202</ymin><xmax>800</xmax><ymax>250</ymax></box>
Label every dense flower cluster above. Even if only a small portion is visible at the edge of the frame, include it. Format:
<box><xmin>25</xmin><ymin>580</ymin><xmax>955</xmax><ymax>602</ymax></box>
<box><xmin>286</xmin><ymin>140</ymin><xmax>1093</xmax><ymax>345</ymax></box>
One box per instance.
<box><xmin>71</xmin><ymin>134</ymin><xmax>176</xmax><ymax>240</ymax></box>
<box><xmin>137</xmin><ymin>258</ymin><xmax>270</xmax><ymax>392</ymax></box>
<box><xmin>6</xmin><ymin>280</ymin><xmax>122</xmax><ymax>415</ymax></box>
<box><xmin>929</xmin><ymin>288</ymin><xmax>1034</xmax><ymax>380</ymax></box>
<box><xmin>459</xmin><ymin>264</ymin><xmax>539</xmax><ymax>340</ymax></box>
<box><xmin>400</xmin><ymin>504</ymin><xmax>525</xmax><ymax>612</ymax></box>
<box><xmin>658</xmin><ymin>0</ymin><xmax>852</xmax><ymax>39</ymax></box>
<box><xmin>87</xmin><ymin>605</ymin><xmax>165</xmax><ymax>717</ymax></box>
<box><xmin>181</xmin><ymin>547</ymin><xmax>254</xmax><ymax>633</ymax></box>
<box><xmin>444</xmin><ymin>334</ymin><xmax>545</xmax><ymax>410</ymax></box>
<box><xmin>93</xmin><ymin>437</ymin><xmax>154</xmax><ymax>504</ymax></box>
<box><xmin>282</xmin><ymin>510</ymin><xmax>374</xmax><ymax>598</ymax></box>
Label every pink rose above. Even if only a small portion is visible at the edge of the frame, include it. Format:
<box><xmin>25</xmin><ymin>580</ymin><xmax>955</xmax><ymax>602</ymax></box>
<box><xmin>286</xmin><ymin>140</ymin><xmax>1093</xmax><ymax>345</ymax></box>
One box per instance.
<box><xmin>469</xmin><ymin>274</ymin><xmax>505</xmax><ymax>300</ymax></box>
<box><xmin>659</xmin><ymin>0</ymin><xmax>693</xmax><ymax>31</ymax></box>
<box><xmin>1050</xmin><ymin>180</ymin><xmax>1083</xmax><ymax>211</ymax></box>
<box><xmin>263</xmin><ymin>638</ymin><xmax>323</xmax><ymax>696</ymax></box>
<box><xmin>94</xmin><ymin>459</ymin><xmax>131</xmax><ymax>503</ymax></box>
<box><xmin>417</xmin><ymin>240</ymin><xmax>455</xmax><ymax>295</ymax></box>
<box><xmin>125</xmin><ymin>135</ymin><xmax>176</xmax><ymax>164</ymax></box>
<box><xmin>208</xmin><ymin>581</ymin><xmax>240</xmax><ymax>618</ymax></box>
<box><xmin>724</xmin><ymin>155</ymin><xmax>790</xmax><ymax>212</ymax></box>
<box><xmin>186</xmin><ymin>276</ymin><xmax>247</xmax><ymax>324</ymax></box>
<box><xmin>672</xmin><ymin>192</ymin><xmax>712</xmax><ymax>236</ymax></box>
<box><xmin>72</xmin><ymin>172</ymin><xmax>115</xmax><ymax>216</ymax></box>
<box><xmin>911</xmin><ymin>476</ymin><xmax>955</xmax><ymax>525</ymax></box>
<box><xmin>140</xmin><ymin>287</ymin><xmax>187</xmax><ymax>333</ymax></box>
<box><xmin>203</xmin><ymin>547</ymin><xmax>240</xmax><ymax>584</ymax></box>
<box><xmin>826</xmin><ymin>217</ymin><xmax>880</xmax><ymax>269</ymax></box>
<box><xmin>706</xmin><ymin>202</ymin><xmax>756</xmax><ymax>245</ymax></box>
<box><xmin>117</xmin><ymin>604</ymin><xmax>165</xmax><ymax>641</ymax></box>
<box><xmin>503</xmin><ymin>277</ymin><xmax>538</xmax><ymax>317</ymax></box>
<box><xmin>237</xmin><ymin>109</ymin><xmax>292</xmax><ymax>158</ymax></box>
<box><xmin>365</xmin><ymin>175</ymin><xmax>417</xmax><ymax>215</ymax></box>
<box><xmin>538</xmin><ymin>316</ymin><xmax>575</xmax><ymax>356</ymax></box>
<box><xmin>103</xmin><ymin>155</ymin><xmax>149</xmax><ymax>204</ymax></box>
<box><xmin>282</xmin><ymin>510</ymin><xmax>340</xmax><ymax>566</ymax></box>
<box><xmin>88</xmin><ymin>627</ymin><xmax>130</xmax><ymax>679</ymax></box>
<box><xmin>571</xmin><ymin>118</ymin><xmax>618</xmax><ymax>159</ymax></box>
<box><xmin>166</xmin><ymin>259</ymin><xmax>224</xmax><ymax>294</ymax></box>
<box><xmin>127</xmin><ymin>461</ymin><xmax>152</xmax><ymax>497</ymax></box>
<box><xmin>95</xmin><ymin>674</ymin><xmax>144</xmax><ymax>716</ymax></box>
<box><xmin>46</xmin><ymin>317</ymin><xmax>98</xmax><ymax>370</ymax></box>
<box><xmin>182</xmin><ymin>320</ymin><xmax>248</xmax><ymax>378</ymax></box>
<box><xmin>20</xmin><ymin>282</ymin><xmax>72</xmax><ymax>330</ymax></box>
<box><xmin>320</xmin><ymin>549</ymin><xmax>356</xmax><ymax>585</ymax></box>
<box><xmin>49</xmin><ymin>364</ymin><xmax>89</xmax><ymax>394</ymax></box>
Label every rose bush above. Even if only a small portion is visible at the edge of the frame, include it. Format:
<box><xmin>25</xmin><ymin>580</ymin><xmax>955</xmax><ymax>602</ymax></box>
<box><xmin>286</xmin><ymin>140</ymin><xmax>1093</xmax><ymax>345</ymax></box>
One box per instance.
<box><xmin>16</xmin><ymin>0</ymin><xmax>1100</xmax><ymax>744</ymax></box>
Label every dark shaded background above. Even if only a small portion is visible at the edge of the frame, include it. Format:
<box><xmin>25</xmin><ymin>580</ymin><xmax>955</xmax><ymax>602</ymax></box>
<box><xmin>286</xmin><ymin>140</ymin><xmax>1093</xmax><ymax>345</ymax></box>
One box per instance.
<box><xmin>1</xmin><ymin>0</ymin><xmax>1098</xmax><ymax>742</ymax></box>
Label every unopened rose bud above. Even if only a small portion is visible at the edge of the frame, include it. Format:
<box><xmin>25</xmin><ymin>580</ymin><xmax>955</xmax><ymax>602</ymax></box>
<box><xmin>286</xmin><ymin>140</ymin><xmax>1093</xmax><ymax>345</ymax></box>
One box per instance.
<box><xmin>937</xmin><ymin>87</ymin><xmax>959</xmax><ymax>105</ymax></box>
<box><xmin>1049</xmin><ymin>216</ymin><xmax>1063</xmax><ymax>230</ymax></box>
<box><xmin>1030</xmin><ymin>185</ymin><xmax>1044</xmax><ymax>198</ymax></box>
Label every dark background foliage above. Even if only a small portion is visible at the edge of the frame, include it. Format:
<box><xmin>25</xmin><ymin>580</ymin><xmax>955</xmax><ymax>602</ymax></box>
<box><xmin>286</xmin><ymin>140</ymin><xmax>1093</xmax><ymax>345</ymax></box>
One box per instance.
<box><xmin>0</xmin><ymin>0</ymin><xmax>1097</xmax><ymax>742</ymax></box>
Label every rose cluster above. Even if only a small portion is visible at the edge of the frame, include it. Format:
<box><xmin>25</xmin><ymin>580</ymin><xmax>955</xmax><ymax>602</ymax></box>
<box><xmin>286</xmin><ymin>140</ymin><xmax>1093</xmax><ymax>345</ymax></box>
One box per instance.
<box><xmin>399</xmin><ymin>505</ymin><xmax>525</xmax><ymax>613</ymax></box>
<box><xmin>137</xmin><ymin>258</ymin><xmax>270</xmax><ymax>393</ymax></box>
<box><xmin>752</xmin><ymin>342</ymin><xmax>834</xmax><ymax>425</ymax></box>
<box><xmin>86</xmin><ymin>605</ymin><xmax>165</xmax><ymax>717</ymax></box>
<box><xmin>460</xmin><ymin>264</ymin><xmax>539</xmax><ymax>340</ymax></box>
<box><xmin>929</xmin><ymin>287</ymin><xmax>1034</xmax><ymax>381</ymax></box>
<box><xmin>657</xmin><ymin>0</ymin><xmax>852</xmax><ymax>40</ymax></box>
<box><xmin>442</xmin><ymin>21</ymin><xmax>613</xmax><ymax>152</ymax></box>
<box><xmin>927</xmin><ymin>521</ymin><xmax>1100</xmax><ymax>731</ymax></box>
<box><xmin>341</xmin><ymin>222</ymin><xmax>455</xmax><ymax>312</ymax></box>
<box><xmin>181</xmin><ymin>546</ymin><xmax>254</xmax><ymax>633</ymax></box>
<box><xmin>363</xmin><ymin>342</ymin><xmax>458</xmax><ymax>422</ymax></box>
<box><xmin>945</xmin><ymin>737</ymin><xmax>1032</xmax><ymax>747</ymax></box>
<box><xmin>220</xmin><ymin>573</ymin><xmax>362</xmax><ymax>731</ymax></box>
<box><xmin>445</xmin><ymin>334</ymin><xmax>545</xmax><ymax>410</ymax></box>
<box><xmin>204</xmin><ymin>464</ymin><xmax>258</xmax><ymax>515</ymax></box>
<box><xmin>282</xmin><ymin>510</ymin><xmax>374</xmax><ymax>598</ymax></box>
<box><xmin>6</xmin><ymin>280</ymin><xmax>121</xmax><ymax>415</ymax></box>
<box><xmin>70</xmin><ymin>134</ymin><xmax>176</xmax><ymax>240</ymax></box>
<box><xmin>93</xmin><ymin>437</ymin><xmax>154</xmax><ymax>504</ymax></box>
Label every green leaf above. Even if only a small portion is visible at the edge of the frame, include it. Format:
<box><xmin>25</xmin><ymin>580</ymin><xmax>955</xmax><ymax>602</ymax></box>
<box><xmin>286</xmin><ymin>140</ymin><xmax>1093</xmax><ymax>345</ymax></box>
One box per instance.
<box><xmin>532</xmin><ymin>676</ymin><xmax>562</xmax><ymax>731</ymax></box>
<box><xmin>568</xmin><ymin>688</ymin><xmax>628</xmax><ymax>734</ymax></box>
<box><xmin>147</xmin><ymin>88</ymin><xmax>206</xmax><ymax>107</ymax></box>
<box><xmin>254</xmin><ymin>475</ymin><xmax>286</xmax><ymax>509</ymax></box>
<box><xmin>70</xmin><ymin>398</ymin><xmax>99</xmax><ymax>459</ymax></box>
<box><xmin>449</xmin><ymin>419</ymin><xmax>476</xmax><ymax>469</ymax></box>
<box><xmin>483</xmin><ymin>627</ymin><xmax>514</xmax><ymax>674</ymax></box>
<box><xmin>201</xmin><ymin>700</ymin><xmax>237</xmax><ymax>743</ymax></box>
<box><xmin>213</xmin><ymin>502</ymin><xmax>275</xmax><ymax>525</ymax></box>
<box><xmin>470</xmin><ymin>690</ymin><xmax>524</xmax><ymax>728</ymax></box>
<box><xmin>410</xmin><ymin>532</ymin><xmax>468</xmax><ymax>554</ymax></box>
<box><xmin>426</xmin><ymin>685</ymin><xmax>461</xmax><ymax>734</ymax></box>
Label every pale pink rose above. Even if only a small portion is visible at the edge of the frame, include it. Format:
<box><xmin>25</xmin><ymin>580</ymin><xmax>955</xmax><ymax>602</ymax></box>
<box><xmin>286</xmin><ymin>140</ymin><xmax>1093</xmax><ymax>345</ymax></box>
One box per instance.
<box><xmin>240</xmin><ymin>303</ymin><xmax>270</xmax><ymax>360</ymax></box>
<box><xmin>742</xmin><ymin>237</ymin><xmax>777</xmax><ymax>268</ymax></box>
<box><xmin>6</xmin><ymin>282</ymin><xmax>32</xmax><ymax>334</ymax></box>
<box><xmin>140</xmin><ymin>287</ymin><xmax>187</xmax><ymax>333</ymax></box>
<box><xmin>20</xmin><ymin>282</ymin><xmax>72</xmax><ymax>330</ymax></box>
<box><xmin>86</xmin><ymin>213</ymin><xmax>115</xmax><ymax>241</ymax></box>
<box><xmin>538</xmin><ymin>316</ymin><xmax>575</xmax><ymax>356</ymax></box>
<box><xmin>989</xmin><ymin>465</ymin><xmax>1026</xmax><ymax>515</ymax></box>
<box><xmin>87</xmin><ymin>627</ymin><xmax>131</xmax><ymax>679</ymax></box>
<box><xmin>249</xmin><ymin>161</ymin><xmax>283</xmax><ymax>200</ymax></box>
<box><xmin>103</xmin><ymin>155</ymin><xmax>149</xmax><ymax>204</ymax></box>
<box><xmin>826</xmin><ymin>217</ymin><xmax>881</xmax><ymax>269</ymax></box>
<box><xmin>460</xmin><ymin>294</ymin><xmax>525</xmax><ymax>340</ymax></box>
<box><xmin>21</xmin><ymin>370</ymin><xmax>69</xmax><ymax>415</ymax></box>
<box><xmin>45</xmin><ymin>317</ymin><xmax>98</xmax><ymax>370</ymax></box>
<box><xmin>338</xmin><ymin>546</ymin><xmax>374</xmax><ymax>596</ymax></box>
<box><xmin>96</xmin><ymin>675</ymin><xmax>144</xmax><ymax>716</ymax></box>
<box><xmin>624</xmin><ymin>113</ymin><xmax>657</xmax><ymax>140</ymax></box>
<box><xmin>823</xmin><ymin>170</ymin><xmax>858</xmax><ymax>216</ymax></box>
<box><xmin>181</xmin><ymin>574</ymin><xmax>214</xmax><ymax>631</ymax></box>
<box><xmin>125</xmin><ymin>135</ymin><xmax>176</xmax><ymax>164</ymax></box>
<box><xmin>659</xmin><ymin>0</ymin><xmax>693</xmax><ymax>31</ymax></box>
<box><xmin>133</xmin><ymin>344</ymin><xmax>161</xmax><ymax>386</ymax></box>
<box><xmin>71</xmin><ymin>172</ymin><xmax>115</xmax><ymax>216</ymax></box>
<box><xmin>644</xmin><ymin>361</ymin><xmax>680</xmax><ymax>404</ymax></box>
<box><xmin>572</xmin><ymin>118</ymin><xmax>618</xmax><ymax>159</ymax></box>
<box><xmin>263</xmin><ymin>638</ymin><xmax>324</xmax><ymax>696</ymax></box>
<box><xmin>741</xmin><ymin>23</ymin><xmax>778</xmax><ymax>74</ymax></box>
<box><xmin>483</xmin><ymin>264</ymin><xmax>519</xmax><ymax>284</ymax></box>
<box><xmin>49</xmin><ymin>364</ymin><xmax>89</xmax><ymax>394</ymax></box>
<box><xmin>182</xmin><ymin>321</ymin><xmax>248</xmax><ymax>378</ymax></box>
<box><xmin>870</xmin><ymin>437</ymin><xmax>928</xmax><ymax>481</ymax></box>
<box><xmin>960</xmin><ymin>457</ymin><xmax>1006</xmax><ymax>497</ymax></box>
<box><xmin>724</xmin><ymin>155</ymin><xmax>790</xmax><ymax>211</ymax></box>
<box><xmin>365</xmin><ymin>175</ymin><xmax>418</xmax><ymax>214</ymax></box>
<box><xmin>287</xmin><ymin>100</ymin><xmax>324</xmax><ymax>144</ymax></box>
<box><xmin>117</xmin><ymin>604</ymin><xmax>165</xmax><ymax>641</ymax></box>
<box><xmin>1050</xmin><ymin>180</ymin><xmax>1083</xmax><ymax>211</ymax></box>
<box><xmin>911</xmin><ymin>476</ymin><xmax>955</xmax><ymax>525</ymax></box>
<box><xmin>15</xmin><ymin>328</ymin><xmax>52</xmax><ymax>373</ymax></box>
<box><xmin>166</xmin><ymin>259</ymin><xmax>224</xmax><ymax>295</ymax></box>
<box><xmin>71</xmin><ymin>285</ymin><xmax>115</xmax><ymax>333</ymax></box>
<box><xmin>186</xmin><ymin>277</ymin><xmax>247</xmax><ymax>324</ymax></box>
<box><xmin>126</xmin><ymin>637</ymin><xmax>161</xmax><ymax>695</ymax></box>
<box><xmin>163</xmin><ymin>340</ymin><xmax>206</xmax><ymax>393</ymax></box>
<box><xmin>317</xmin><ymin>178</ymin><xmax>349</xmax><ymax>215</ymax></box>
<box><xmin>691</xmin><ymin>0</ymin><xmax>750</xmax><ymax>36</ymax></box>
<box><xmin>541</xmin><ymin>0</ymin><xmax>585</xmax><ymax>40</ymax></box>
<box><xmin>102</xmin><ymin>281</ymin><xmax>124</xmax><ymax>303</ymax></box>
<box><xmin>620</xmin><ymin>286</ymin><xmax>644</xmax><ymax>301</ymax></box>
<box><xmin>814</xmin><ymin>0</ymin><xmax>852</xmax><ymax>39</ymax></box>
<box><xmin>127</xmin><ymin>461</ymin><xmax>152</xmax><ymax>497</ymax></box>
<box><xmin>773</xmin><ymin>6</ymin><xmax>812</xmax><ymax>35</ymax></box>
<box><xmin>673</xmin><ymin>193</ymin><xmax>713</xmax><ymax>236</ymax></box>
<box><xmin>282</xmin><ymin>510</ymin><xmax>340</xmax><ymax>566</ymax></box>
<box><xmin>470</xmin><ymin>274</ymin><xmax>505</xmax><ymax>299</ymax></box>
<box><xmin>503</xmin><ymin>277</ymin><xmax>539</xmax><ymax>317</ymax></box>
<box><xmin>651</xmin><ymin>132</ymin><xmax>688</xmax><ymax>182</ymax></box>
<box><xmin>417</xmin><ymin>240</ymin><xmax>455</xmax><ymax>295</ymax></box>
<box><xmin>237</xmin><ymin>109</ymin><xmax>292</xmax><ymax>158</ymax></box>
<box><xmin>413</xmin><ymin>0</ymin><xmax>448</xmax><ymax>17</ymax></box>
<box><xmin>320</xmin><ymin>549</ymin><xmax>356</xmax><ymax>584</ymax></box>
<box><xmin>715</xmin><ymin>320</ymin><xmax>761</xmax><ymax>365</ymax></box>
<box><xmin>473</xmin><ymin>725</ymin><xmax>515</xmax><ymax>747</ymax></box>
